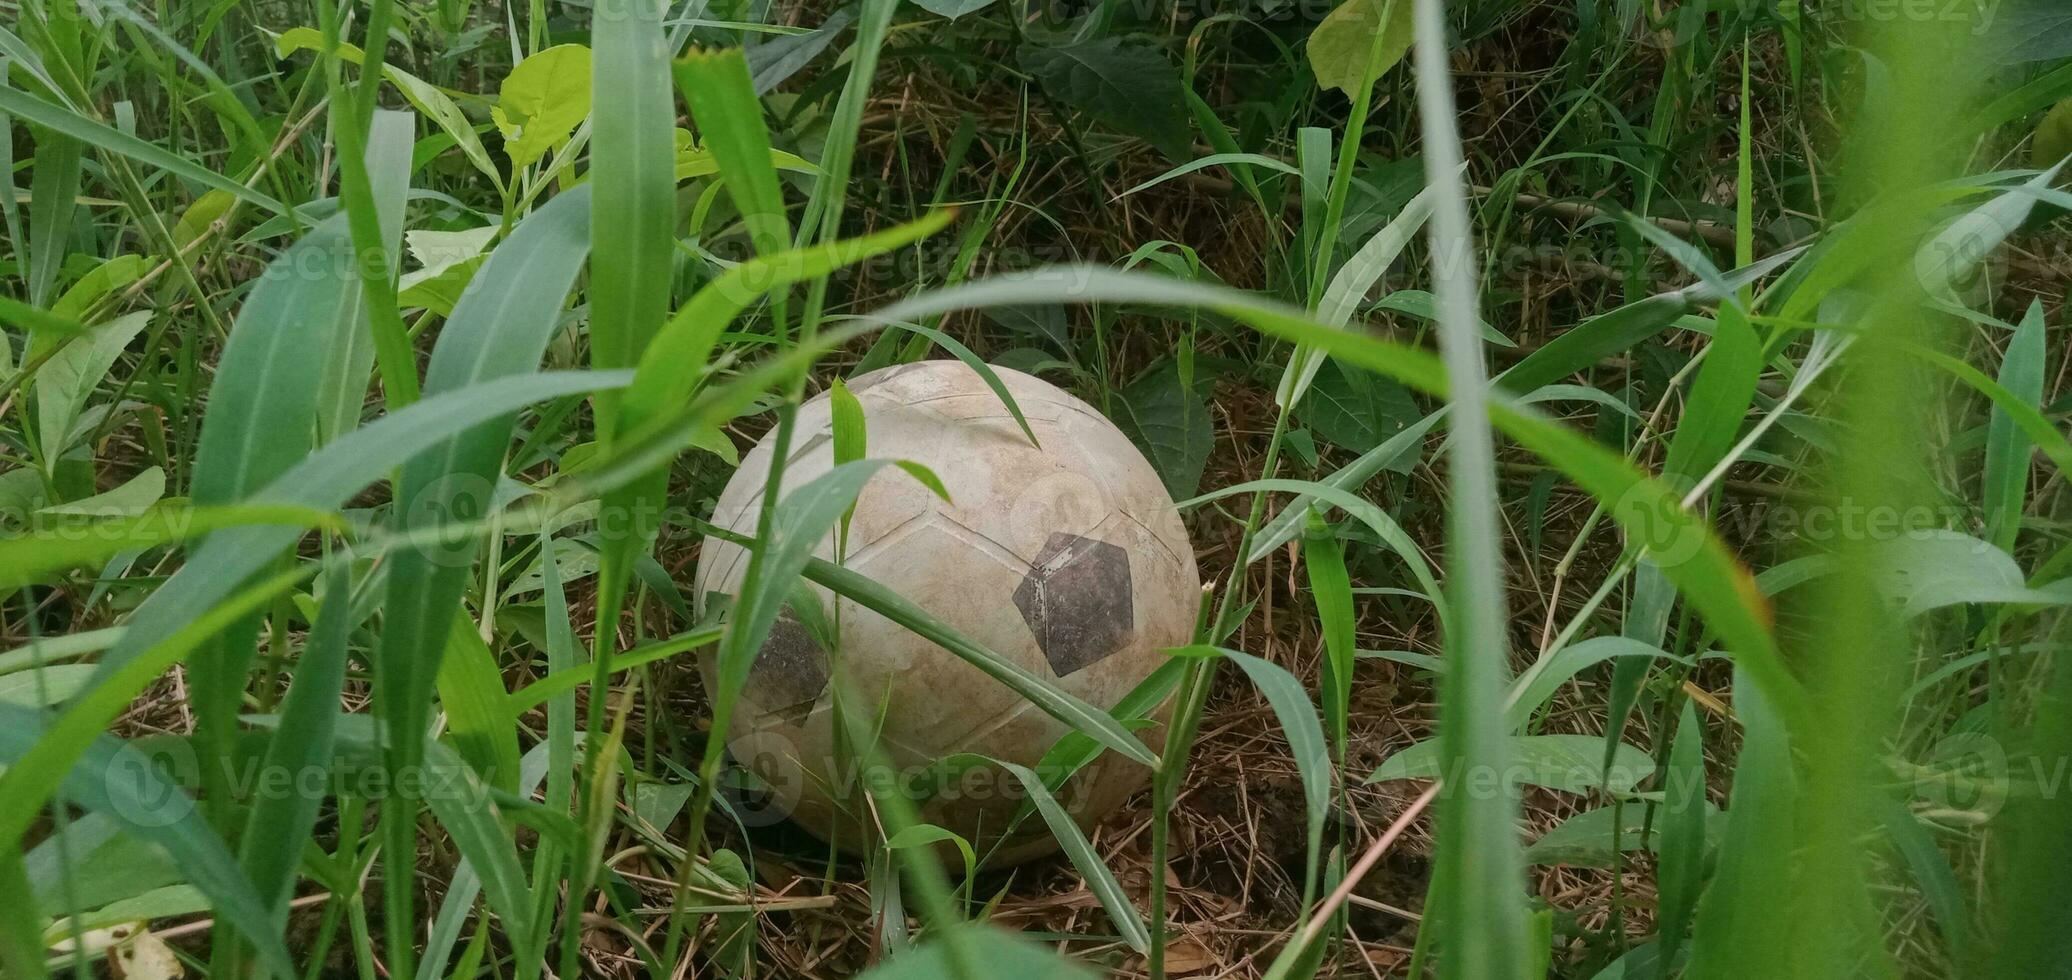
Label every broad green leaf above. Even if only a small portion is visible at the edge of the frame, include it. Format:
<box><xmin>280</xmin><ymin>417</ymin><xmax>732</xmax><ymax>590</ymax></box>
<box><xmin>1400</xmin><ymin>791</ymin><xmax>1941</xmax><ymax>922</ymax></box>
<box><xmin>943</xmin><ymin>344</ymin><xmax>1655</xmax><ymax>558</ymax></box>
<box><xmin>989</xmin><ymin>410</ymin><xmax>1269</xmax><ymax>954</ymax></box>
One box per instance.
<box><xmin>982</xmin><ymin>305</ymin><xmax>1071</xmax><ymax>352</ymax></box>
<box><xmin>1660</xmin><ymin>300</ymin><xmax>1760</xmax><ymax>482</ymax></box>
<box><xmin>911</xmin><ymin>0</ymin><xmax>1000</xmax><ymax>19</ymax></box>
<box><xmin>24</xmin><ymin>813</ymin><xmax>180</xmax><ymax>915</ymax></box>
<box><xmin>0</xmin><ymin>294</ymin><xmax>94</xmax><ymax>344</ymax></box>
<box><xmin>745</xmin><ymin>9</ymin><xmax>856</xmax><ymax>94</ymax></box>
<box><xmin>673</xmin><ymin>46</ymin><xmax>791</xmax><ymax>253</ymax></box>
<box><xmin>436</xmin><ymin>615</ymin><xmax>522</xmax><ymax>793</ymax></box>
<box><xmin>1369</xmin><ymin>289</ymin><xmax>1513</xmax><ymax>347</ymax></box>
<box><xmin>577</xmin><ymin>12</ymin><xmax>677</xmax><ymax>803</ymax></box>
<box><xmin>1525</xmin><ymin>803</ymin><xmax>1719</xmax><ymax>869</ymax></box>
<box><xmin>492</xmin><ymin>45</ymin><xmax>593</xmax><ymax>168</ymax></box>
<box><xmin>671</xmin><ymin>129</ymin><xmax>819</xmax><ymax>181</ymax></box>
<box><xmin>189</xmin><ymin>216</ymin><xmax>363</xmax><ymax>507</ymax></box>
<box><xmin>272</xmin><ymin>27</ymin><xmax>503</xmax><ymax>191</ymax></box>
<box><xmin>1016</xmin><ymin>38</ymin><xmax>1189</xmax><ymax>159</ymax></box>
<box><xmin>173</xmin><ymin>190</ymin><xmax>234</xmax><ymax>251</ymax></box>
<box><xmin>831</xmin><ymin>377</ymin><xmax>867</xmax><ymax>543</ymax></box>
<box><xmin>1986</xmin><ymin>612</ymin><xmax>2072</xmax><ymax>976</ymax></box>
<box><xmin>1115</xmin><ymin>359</ymin><xmax>1211</xmax><ymax>499</ymax></box>
<box><xmin>883</xmin><ymin>824</ymin><xmax>976</xmax><ymax>884</ymax></box>
<box><xmin>397</xmin><ymin>226</ymin><xmax>496</xmax><ymax>315</ymax></box>
<box><xmin>851</xmin><ymin>924</ymin><xmax>1095</xmax><ymax>979</ymax></box>
<box><xmin>1912</xmin><ymin>165</ymin><xmax>2061</xmax><ymax>309</ymax></box>
<box><xmin>1306</xmin><ymin>0</ymin><xmax>1414</xmax><ymax>95</ymax></box>
<box><xmin>47</xmin><ymin>254</ymin><xmax>147</xmax><ymax>321</ymax></box>
<box><xmin>33</xmin><ymin>311</ymin><xmax>149</xmax><ymax>465</ymax></box>
<box><xmin>1986</xmin><ymin>4</ymin><xmax>2072</xmax><ymax>64</ymax></box>
<box><xmin>1296</xmin><ymin>357</ymin><xmax>1420</xmax><ymax>453</ymax></box>
<box><xmin>37</xmin><ymin>466</ymin><xmax>163</xmax><ymax>517</ymax></box>
<box><xmin>0</xmin><ymin>663</ymin><xmax>95</xmax><ymax>706</ymax></box>
<box><xmin>185</xmin><ymin>202</ymin><xmax>397</xmax><ymax>797</ymax></box>
<box><xmin>1868</xmin><ymin>530</ymin><xmax>2072</xmax><ymax>616</ymax></box>
<box><xmin>1517</xmin><ymin>383</ymin><xmax>1641</xmax><ymax>420</ymax></box>
<box><xmin>705</xmin><ymin>849</ymin><xmax>756</xmax><ymax>976</ymax></box>
<box><xmin>1370</xmin><ymin>734</ymin><xmax>1658</xmax><ymax>795</ymax></box>
<box><xmin>2032</xmin><ymin>96</ymin><xmax>2072</xmax><ymax>168</ymax></box>
<box><xmin>1505</xmin><ymin>636</ymin><xmax>1685</xmax><ymax>731</ymax></box>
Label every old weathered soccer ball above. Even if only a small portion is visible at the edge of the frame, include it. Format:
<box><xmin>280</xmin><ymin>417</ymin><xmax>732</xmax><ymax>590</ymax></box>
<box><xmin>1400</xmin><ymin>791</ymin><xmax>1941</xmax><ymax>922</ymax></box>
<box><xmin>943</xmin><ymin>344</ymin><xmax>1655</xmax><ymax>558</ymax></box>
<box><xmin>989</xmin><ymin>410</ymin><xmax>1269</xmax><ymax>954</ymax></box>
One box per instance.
<box><xmin>695</xmin><ymin>360</ymin><xmax>1199</xmax><ymax>865</ymax></box>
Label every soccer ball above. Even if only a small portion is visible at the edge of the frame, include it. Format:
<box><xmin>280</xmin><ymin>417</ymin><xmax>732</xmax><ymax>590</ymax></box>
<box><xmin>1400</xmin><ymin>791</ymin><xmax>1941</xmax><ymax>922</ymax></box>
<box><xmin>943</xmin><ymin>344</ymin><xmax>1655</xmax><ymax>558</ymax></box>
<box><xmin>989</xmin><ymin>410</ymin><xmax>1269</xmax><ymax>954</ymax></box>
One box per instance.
<box><xmin>694</xmin><ymin>360</ymin><xmax>1200</xmax><ymax>865</ymax></box>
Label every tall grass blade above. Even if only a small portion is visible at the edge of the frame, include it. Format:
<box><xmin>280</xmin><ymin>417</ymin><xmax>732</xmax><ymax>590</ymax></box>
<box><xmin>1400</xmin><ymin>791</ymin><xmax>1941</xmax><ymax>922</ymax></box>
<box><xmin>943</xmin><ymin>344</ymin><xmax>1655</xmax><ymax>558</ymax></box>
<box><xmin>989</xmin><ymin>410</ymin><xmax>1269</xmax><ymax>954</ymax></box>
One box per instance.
<box><xmin>996</xmin><ymin>759</ymin><xmax>1150</xmax><ymax>953</ymax></box>
<box><xmin>22</xmin><ymin>126</ymin><xmax>77</xmax><ymax>308</ymax></box>
<box><xmin>588</xmin><ymin>0</ymin><xmax>676</xmax><ymax>434</ymax></box>
<box><xmin>315</xmin><ymin>109</ymin><xmax>413</xmax><ymax>444</ymax></box>
<box><xmin>1991</xmin><ymin>620</ymin><xmax>2072</xmax><ymax>974</ymax></box>
<box><xmin>701</xmin><ymin>460</ymin><xmax>947</xmax><ymax>760</ymax></box>
<box><xmin>1683</xmin><ymin>667</ymin><xmax>1795</xmax><ymax>980</ymax></box>
<box><xmin>1983</xmin><ymin>300</ymin><xmax>2045</xmax><ymax>551</ymax></box>
<box><xmin>1652</xmin><ymin>700</ymin><xmax>1706</xmax><ymax>977</ymax></box>
<box><xmin>674</xmin><ymin>49</ymin><xmax>792</xmax><ymax>256</ymax></box>
<box><xmin>1303</xmin><ymin>512</ymin><xmax>1357</xmax><ymax>764</ymax></box>
<box><xmin>91</xmin><ymin>370</ymin><xmax>629</xmax><ymax>694</ymax></box>
<box><xmin>1496</xmin><ymin>250</ymin><xmax>1798</xmax><ymax>397</ymax></box>
<box><xmin>374</xmin><ymin>188</ymin><xmax>594</xmax><ymax>902</ymax></box>
<box><xmin>1215</xmin><ymin>648</ymin><xmax>1330</xmax><ymax>906</ymax></box>
<box><xmin>873</xmin><ymin>269</ymin><xmax>1802</xmax><ymax>725</ymax></box>
<box><xmin>436</xmin><ymin>615</ymin><xmax>524</xmax><ymax>793</ymax></box>
<box><xmin>794</xmin><ymin>554</ymin><xmax>1160</xmax><ymax>768</ymax></box>
<box><xmin>0</xmin><ymin>84</ymin><xmax>292</xmax><ymax>216</ymax></box>
<box><xmin>238</xmin><ymin>563</ymin><xmax>355</xmax><ymax>921</ymax></box>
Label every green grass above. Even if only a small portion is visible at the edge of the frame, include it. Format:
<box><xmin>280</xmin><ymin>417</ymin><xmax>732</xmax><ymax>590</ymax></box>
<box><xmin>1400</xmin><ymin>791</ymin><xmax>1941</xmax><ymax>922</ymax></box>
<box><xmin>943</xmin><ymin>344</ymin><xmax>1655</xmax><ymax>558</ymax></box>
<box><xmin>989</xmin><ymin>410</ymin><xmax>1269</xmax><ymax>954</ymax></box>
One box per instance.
<box><xmin>2</xmin><ymin>1</ymin><xmax>2070</xmax><ymax>978</ymax></box>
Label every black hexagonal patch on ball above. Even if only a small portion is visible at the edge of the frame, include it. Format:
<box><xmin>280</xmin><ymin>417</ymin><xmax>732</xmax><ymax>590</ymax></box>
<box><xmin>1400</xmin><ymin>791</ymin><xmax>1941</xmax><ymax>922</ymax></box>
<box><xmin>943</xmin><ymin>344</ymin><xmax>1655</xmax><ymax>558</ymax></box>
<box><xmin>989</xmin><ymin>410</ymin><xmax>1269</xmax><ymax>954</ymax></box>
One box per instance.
<box><xmin>1015</xmin><ymin>532</ymin><xmax>1135</xmax><ymax>677</ymax></box>
<box><xmin>749</xmin><ymin>608</ymin><xmax>831</xmax><ymax>724</ymax></box>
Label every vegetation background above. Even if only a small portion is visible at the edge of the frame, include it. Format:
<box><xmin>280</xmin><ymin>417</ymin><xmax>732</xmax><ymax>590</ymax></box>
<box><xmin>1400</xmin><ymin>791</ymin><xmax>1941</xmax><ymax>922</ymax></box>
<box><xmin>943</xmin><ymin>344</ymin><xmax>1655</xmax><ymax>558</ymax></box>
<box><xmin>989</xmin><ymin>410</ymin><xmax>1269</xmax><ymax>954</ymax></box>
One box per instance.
<box><xmin>2</xmin><ymin>0</ymin><xmax>2070</xmax><ymax>977</ymax></box>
